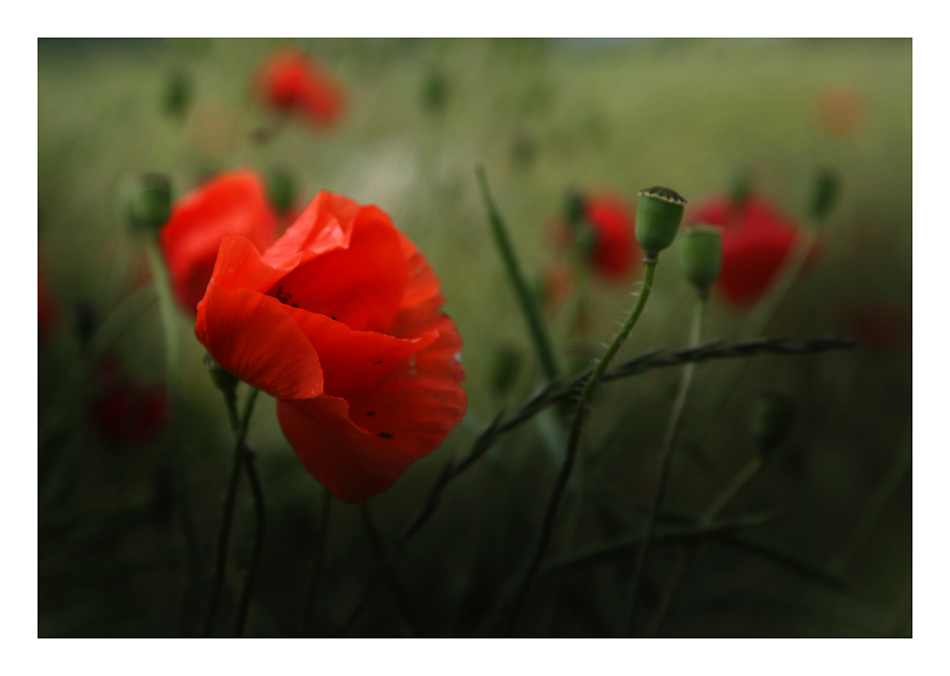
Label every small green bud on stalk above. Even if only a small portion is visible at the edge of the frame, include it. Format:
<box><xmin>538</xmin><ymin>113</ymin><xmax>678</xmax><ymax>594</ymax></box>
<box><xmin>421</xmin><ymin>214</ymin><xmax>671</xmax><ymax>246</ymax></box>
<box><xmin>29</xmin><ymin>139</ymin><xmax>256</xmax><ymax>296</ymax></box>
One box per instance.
<box><xmin>564</xmin><ymin>189</ymin><xmax>588</xmax><ymax>226</ymax></box>
<box><xmin>163</xmin><ymin>71</ymin><xmax>192</xmax><ymax>118</ymax></box>
<box><xmin>751</xmin><ymin>391</ymin><xmax>797</xmax><ymax>456</ymax></box>
<box><xmin>636</xmin><ymin>186</ymin><xmax>687</xmax><ymax>259</ymax></box>
<box><xmin>204</xmin><ymin>353</ymin><xmax>239</xmax><ymax>399</ymax></box>
<box><xmin>128</xmin><ymin>174</ymin><xmax>172</xmax><ymax>233</ymax></box>
<box><xmin>811</xmin><ymin>167</ymin><xmax>839</xmax><ymax>220</ymax></box>
<box><xmin>267</xmin><ymin>169</ymin><xmax>296</xmax><ymax>215</ymax></box>
<box><xmin>677</xmin><ymin>224</ymin><xmax>723</xmax><ymax>293</ymax></box>
<box><xmin>730</xmin><ymin>167</ymin><xmax>752</xmax><ymax>205</ymax></box>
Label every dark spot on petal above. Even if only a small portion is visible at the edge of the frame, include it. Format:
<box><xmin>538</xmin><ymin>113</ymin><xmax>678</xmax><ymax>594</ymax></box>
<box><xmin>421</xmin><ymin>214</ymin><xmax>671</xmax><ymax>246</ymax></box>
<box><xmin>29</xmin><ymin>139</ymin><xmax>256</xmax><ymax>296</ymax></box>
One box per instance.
<box><xmin>378</xmin><ymin>432</ymin><xmax>394</xmax><ymax>439</ymax></box>
<box><xmin>374</xmin><ymin>360</ymin><xmax>383</xmax><ymax>365</ymax></box>
<box><xmin>367</xmin><ymin>411</ymin><xmax>375</xmax><ymax>417</ymax></box>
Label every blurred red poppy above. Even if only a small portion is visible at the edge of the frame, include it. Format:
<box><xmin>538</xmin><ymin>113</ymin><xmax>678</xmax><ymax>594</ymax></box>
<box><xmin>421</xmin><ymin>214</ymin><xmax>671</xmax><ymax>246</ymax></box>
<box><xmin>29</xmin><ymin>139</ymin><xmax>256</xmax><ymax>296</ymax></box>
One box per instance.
<box><xmin>38</xmin><ymin>264</ymin><xmax>56</xmax><ymax>343</ymax></box>
<box><xmin>161</xmin><ymin>170</ymin><xmax>277</xmax><ymax>314</ymax></box>
<box><xmin>255</xmin><ymin>49</ymin><xmax>345</xmax><ymax>125</ymax></box>
<box><xmin>552</xmin><ymin>194</ymin><xmax>638</xmax><ymax>281</ymax></box>
<box><xmin>90</xmin><ymin>357</ymin><xmax>168</xmax><ymax>447</ymax></box>
<box><xmin>195</xmin><ymin>191</ymin><xmax>467</xmax><ymax>502</ymax></box>
<box><xmin>690</xmin><ymin>195</ymin><xmax>808</xmax><ymax>306</ymax></box>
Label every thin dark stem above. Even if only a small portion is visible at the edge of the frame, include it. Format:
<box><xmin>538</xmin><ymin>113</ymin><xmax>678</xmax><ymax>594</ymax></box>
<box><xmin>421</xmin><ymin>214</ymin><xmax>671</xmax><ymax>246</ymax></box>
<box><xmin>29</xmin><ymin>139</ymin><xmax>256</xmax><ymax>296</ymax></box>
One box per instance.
<box><xmin>145</xmin><ymin>240</ymin><xmax>199</xmax><ymax>637</ymax></box>
<box><xmin>203</xmin><ymin>386</ymin><xmax>260</xmax><ymax>637</ymax></box>
<box><xmin>302</xmin><ymin>489</ymin><xmax>333</xmax><ymax>637</ymax></box>
<box><xmin>503</xmin><ymin>259</ymin><xmax>658</xmax><ymax>636</ymax></box>
<box><xmin>233</xmin><ymin>444</ymin><xmax>265</xmax><ymax>637</ymax></box>
<box><xmin>626</xmin><ymin>292</ymin><xmax>706</xmax><ymax>636</ymax></box>
<box><xmin>477</xmin><ymin>165</ymin><xmax>560</xmax><ymax>381</ymax></box>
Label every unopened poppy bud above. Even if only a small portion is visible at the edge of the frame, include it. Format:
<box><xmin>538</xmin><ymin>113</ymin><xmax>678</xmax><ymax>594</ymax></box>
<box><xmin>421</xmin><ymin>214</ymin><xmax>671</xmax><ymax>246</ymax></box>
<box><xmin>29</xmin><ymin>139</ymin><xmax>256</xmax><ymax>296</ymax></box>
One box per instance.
<box><xmin>730</xmin><ymin>167</ymin><xmax>752</xmax><ymax>205</ymax></box>
<box><xmin>490</xmin><ymin>345</ymin><xmax>523</xmax><ymax>396</ymax></box>
<box><xmin>267</xmin><ymin>169</ymin><xmax>296</xmax><ymax>215</ymax></box>
<box><xmin>564</xmin><ymin>189</ymin><xmax>588</xmax><ymax>226</ymax></box>
<box><xmin>128</xmin><ymin>174</ymin><xmax>172</xmax><ymax>233</ymax></box>
<box><xmin>163</xmin><ymin>71</ymin><xmax>192</xmax><ymax>118</ymax></box>
<box><xmin>204</xmin><ymin>352</ymin><xmax>239</xmax><ymax>398</ymax></box>
<box><xmin>422</xmin><ymin>69</ymin><xmax>448</xmax><ymax>112</ymax></box>
<box><xmin>677</xmin><ymin>224</ymin><xmax>723</xmax><ymax>292</ymax></box>
<box><xmin>636</xmin><ymin>186</ymin><xmax>687</xmax><ymax>258</ymax></box>
<box><xmin>751</xmin><ymin>391</ymin><xmax>797</xmax><ymax>456</ymax></box>
<box><xmin>810</xmin><ymin>167</ymin><xmax>839</xmax><ymax>220</ymax></box>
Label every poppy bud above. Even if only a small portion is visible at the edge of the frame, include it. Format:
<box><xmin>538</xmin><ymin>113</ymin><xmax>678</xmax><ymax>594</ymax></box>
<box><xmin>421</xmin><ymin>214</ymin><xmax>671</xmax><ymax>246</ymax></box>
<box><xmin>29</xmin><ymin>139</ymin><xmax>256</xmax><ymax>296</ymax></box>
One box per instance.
<box><xmin>422</xmin><ymin>69</ymin><xmax>448</xmax><ymax>112</ymax></box>
<box><xmin>204</xmin><ymin>352</ymin><xmax>239</xmax><ymax>399</ymax></box>
<box><xmin>564</xmin><ymin>189</ymin><xmax>588</xmax><ymax>226</ymax></box>
<box><xmin>128</xmin><ymin>174</ymin><xmax>172</xmax><ymax>233</ymax></box>
<box><xmin>267</xmin><ymin>169</ymin><xmax>296</xmax><ymax>215</ymax></box>
<box><xmin>730</xmin><ymin>167</ymin><xmax>752</xmax><ymax>205</ymax></box>
<box><xmin>636</xmin><ymin>186</ymin><xmax>687</xmax><ymax>258</ymax></box>
<box><xmin>163</xmin><ymin>70</ymin><xmax>192</xmax><ymax>118</ymax></box>
<box><xmin>751</xmin><ymin>391</ymin><xmax>797</xmax><ymax>456</ymax></box>
<box><xmin>810</xmin><ymin>168</ymin><xmax>839</xmax><ymax>221</ymax></box>
<box><xmin>677</xmin><ymin>224</ymin><xmax>723</xmax><ymax>292</ymax></box>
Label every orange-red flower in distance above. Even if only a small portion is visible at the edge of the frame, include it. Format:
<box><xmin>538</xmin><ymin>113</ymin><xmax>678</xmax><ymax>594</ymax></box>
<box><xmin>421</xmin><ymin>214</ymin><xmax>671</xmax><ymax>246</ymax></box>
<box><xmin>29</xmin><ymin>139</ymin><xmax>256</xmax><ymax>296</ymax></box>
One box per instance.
<box><xmin>691</xmin><ymin>195</ymin><xmax>806</xmax><ymax>306</ymax></box>
<box><xmin>552</xmin><ymin>194</ymin><xmax>638</xmax><ymax>281</ymax></box>
<box><xmin>161</xmin><ymin>170</ymin><xmax>277</xmax><ymax>314</ymax></box>
<box><xmin>813</xmin><ymin>87</ymin><xmax>867</xmax><ymax>138</ymax></box>
<box><xmin>195</xmin><ymin>191</ymin><xmax>467</xmax><ymax>502</ymax></box>
<box><xmin>256</xmin><ymin>49</ymin><xmax>345</xmax><ymax>125</ymax></box>
<box><xmin>90</xmin><ymin>357</ymin><xmax>168</xmax><ymax>447</ymax></box>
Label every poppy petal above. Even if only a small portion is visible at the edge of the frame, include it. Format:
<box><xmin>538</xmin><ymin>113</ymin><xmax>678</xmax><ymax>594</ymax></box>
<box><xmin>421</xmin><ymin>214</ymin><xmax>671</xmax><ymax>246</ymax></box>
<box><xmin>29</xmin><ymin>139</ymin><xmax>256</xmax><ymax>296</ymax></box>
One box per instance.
<box><xmin>277</xmin><ymin>395</ymin><xmax>420</xmax><ymax>503</ymax></box>
<box><xmin>261</xmin><ymin>190</ymin><xmax>359</xmax><ymax>267</ymax></box>
<box><xmin>196</xmin><ymin>282</ymin><xmax>324</xmax><ymax>400</ymax></box>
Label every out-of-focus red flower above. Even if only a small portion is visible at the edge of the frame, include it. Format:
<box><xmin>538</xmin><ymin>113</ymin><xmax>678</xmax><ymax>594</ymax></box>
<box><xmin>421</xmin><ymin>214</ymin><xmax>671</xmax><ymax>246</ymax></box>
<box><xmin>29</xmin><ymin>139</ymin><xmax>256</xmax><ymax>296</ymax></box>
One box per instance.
<box><xmin>552</xmin><ymin>194</ymin><xmax>638</xmax><ymax>281</ymax></box>
<box><xmin>813</xmin><ymin>87</ymin><xmax>867</xmax><ymax>138</ymax></box>
<box><xmin>848</xmin><ymin>304</ymin><xmax>911</xmax><ymax>351</ymax></box>
<box><xmin>90</xmin><ymin>357</ymin><xmax>168</xmax><ymax>447</ymax></box>
<box><xmin>255</xmin><ymin>49</ymin><xmax>345</xmax><ymax>125</ymax></box>
<box><xmin>690</xmin><ymin>195</ymin><xmax>809</xmax><ymax>306</ymax></box>
<box><xmin>161</xmin><ymin>170</ymin><xmax>277</xmax><ymax>314</ymax></box>
<box><xmin>38</xmin><ymin>264</ymin><xmax>56</xmax><ymax>343</ymax></box>
<box><xmin>195</xmin><ymin>190</ymin><xmax>467</xmax><ymax>503</ymax></box>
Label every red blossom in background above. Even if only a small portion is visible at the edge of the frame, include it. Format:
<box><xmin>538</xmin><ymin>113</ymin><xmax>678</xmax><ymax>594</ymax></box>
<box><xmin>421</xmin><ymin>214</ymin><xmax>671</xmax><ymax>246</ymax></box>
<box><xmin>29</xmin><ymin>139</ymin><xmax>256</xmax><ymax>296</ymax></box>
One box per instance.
<box><xmin>90</xmin><ymin>357</ymin><xmax>168</xmax><ymax>447</ymax></box>
<box><xmin>256</xmin><ymin>49</ymin><xmax>345</xmax><ymax>125</ymax></box>
<box><xmin>195</xmin><ymin>191</ymin><xmax>467</xmax><ymax>503</ymax></box>
<box><xmin>813</xmin><ymin>87</ymin><xmax>867</xmax><ymax>138</ymax></box>
<box><xmin>552</xmin><ymin>194</ymin><xmax>639</xmax><ymax>281</ymax></box>
<box><xmin>690</xmin><ymin>194</ymin><xmax>810</xmax><ymax>306</ymax></box>
<box><xmin>161</xmin><ymin>170</ymin><xmax>277</xmax><ymax>314</ymax></box>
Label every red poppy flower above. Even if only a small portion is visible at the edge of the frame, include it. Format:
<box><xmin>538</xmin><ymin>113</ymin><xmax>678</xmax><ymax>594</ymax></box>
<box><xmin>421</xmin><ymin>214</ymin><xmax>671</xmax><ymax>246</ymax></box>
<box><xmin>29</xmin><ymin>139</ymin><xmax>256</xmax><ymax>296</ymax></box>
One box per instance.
<box><xmin>255</xmin><ymin>49</ymin><xmax>345</xmax><ymax>125</ymax></box>
<box><xmin>551</xmin><ymin>194</ymin><xmax>638</xmax><ymax>281</ymax></box>
<box><xmin>690</xmin><ymin>195</ymin><xmax>807</xmax><ymax>306</ymax></box>
<box><xmin>90</xmin><ymin>357</ymin><xmax>168</xmax><ymax>447</ymax></box>
<box><xmin>195</xmin><ymin>191</ymin><xmax>467</xmax><ymax>502</ymax></box>
<box><xmin>161</xmin><ymin>170</ymin><xmax>277</xmax><ymax>314</ymax></box>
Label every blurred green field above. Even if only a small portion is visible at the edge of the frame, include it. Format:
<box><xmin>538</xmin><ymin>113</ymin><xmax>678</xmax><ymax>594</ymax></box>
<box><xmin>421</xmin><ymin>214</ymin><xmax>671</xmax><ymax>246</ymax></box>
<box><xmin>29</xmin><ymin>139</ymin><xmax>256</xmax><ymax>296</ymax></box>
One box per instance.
<box><xmin>38</xmin><ymin>38</ymin><xmax>911</xmax><ymax>637</ymax></box>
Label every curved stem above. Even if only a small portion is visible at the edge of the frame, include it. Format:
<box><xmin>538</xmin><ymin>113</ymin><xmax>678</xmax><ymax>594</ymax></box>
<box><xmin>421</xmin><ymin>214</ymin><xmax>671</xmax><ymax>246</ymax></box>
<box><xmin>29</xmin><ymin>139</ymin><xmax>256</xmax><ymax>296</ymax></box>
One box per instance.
<box><xmin>302</xmin><ymin>489</ymin><xmax>333</xmax><ymax>637</ymax></box>
<box><xmin>203</xmin><ymin>386</ymin><xmax>260</xmax><ymax>637</ymax></box>
<box><xmin>145</xmin><ymin>239</ymin><xmax>200</xmax><ymax>637</ymax></box>
<box><xmin>626</xmin><ymin>292</ymin><xmax>706</xmax><ymax>636</ymax></box>
<box><xmin>233</xmin><ymin>441</ymin><xmax>265</xmax><ymax>637</ymax></box>
<box><xmin>503</xmin><ymin>258</ymin><xmax>658</xmax><ymax>636</ymax></box>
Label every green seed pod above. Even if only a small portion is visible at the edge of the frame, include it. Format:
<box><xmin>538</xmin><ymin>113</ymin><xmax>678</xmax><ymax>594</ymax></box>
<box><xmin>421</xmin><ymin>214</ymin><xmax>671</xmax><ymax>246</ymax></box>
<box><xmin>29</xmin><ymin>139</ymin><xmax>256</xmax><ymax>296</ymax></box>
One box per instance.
<box><xmin>162</xmin><ymin>70</ymin><xmax>192</xmax><ymax>119</ymax></box>
<box><xmin>751</xmin><ymin>392</ymin><xmax>797</xmax><ymax>456</ymax></box>
<box><xmin>677</xmin><ymin>223</ymin><xmax>723</xmax><ymax>292</ymax></box>
<box><xmin>810</xmin><ymin>167</ymin><xmax>839</xmax><ymax>221</ymax></box>
<box><xmin>267</xmin><ymin>169</ymin><xmax>296</xmax><ymax>215</ymax></box>
<box><xmin>128</xmin><ymin>173</ymin><xmax>172</xmax><ymax>233</ymax></box>
<box><xmin>204</xmin><ymin>353</ymin><xmax>239</xmax><ymax>399</ymax></box>
<box><xmin>636</xmin><ymin>186</ymin><xmax>687</xmax><ymax>258</ymax></box>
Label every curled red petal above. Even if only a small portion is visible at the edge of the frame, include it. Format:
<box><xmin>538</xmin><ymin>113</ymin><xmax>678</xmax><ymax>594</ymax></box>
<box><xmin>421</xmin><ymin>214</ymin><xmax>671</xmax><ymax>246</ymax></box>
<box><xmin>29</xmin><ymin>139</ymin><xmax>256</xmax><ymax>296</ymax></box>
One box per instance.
<box><xmin>196</xmin><ymin>282</ymin><xmax>324</xmax><ymax>400</ymax></box>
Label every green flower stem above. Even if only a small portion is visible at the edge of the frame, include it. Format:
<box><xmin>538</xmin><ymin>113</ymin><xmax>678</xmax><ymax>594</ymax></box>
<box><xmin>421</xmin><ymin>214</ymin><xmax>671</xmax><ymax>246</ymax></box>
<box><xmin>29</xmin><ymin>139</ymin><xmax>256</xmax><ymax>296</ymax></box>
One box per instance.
<box><xmin>644</xmin><ymin>453</ymin><xmax>768</xmax><ymax>636</ymax></box>
<box><xmin>625</xmin><ymin>291</ymin><xmax>707</xmax><ymax>636</ymax></box>
<box><xmin>476</xmin><ymin>165</ymin><xmax>560</xmax><ymax>382</ymax></box>
<box><xmin>301</xmin><ymin>489</ymin><xmax>333</xmax><ymax>637</ymax></box>
<box><xmin>696</xmin><ymin>225</ymin><xmax>820</xmax><ymax>442</ymax></box>
<box><xmin>233</xmin><ymin>438</ymin><xmax>266</xmax><ymax>637</ymax></box>
<box><xmin>144</xmin><ymin>239</ymin><xmax>199</xmax><ymax>636</ymax></box>
<box><xmin>203</xmin><ymin>386</ymin><xmax>260</xmax><ymax>637</ymax></box>
<box><xmin>503</xmin><ymin>259</ymin><xmax>658</xmax><ymax>636</ymax></box>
